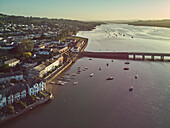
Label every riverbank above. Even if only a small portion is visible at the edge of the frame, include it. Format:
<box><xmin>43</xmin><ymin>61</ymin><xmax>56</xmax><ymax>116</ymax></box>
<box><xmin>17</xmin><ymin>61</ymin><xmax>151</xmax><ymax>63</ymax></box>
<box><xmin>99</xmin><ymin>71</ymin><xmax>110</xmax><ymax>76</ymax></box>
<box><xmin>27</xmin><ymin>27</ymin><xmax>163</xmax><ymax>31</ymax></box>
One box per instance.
<box><xmin>46</xmin><ymin>37</ymin><xmax>88</xmax><ymax>84</ymax></box>
<box><xmin>0</xmin><ymin>92</ymin><xmax>52</xmax><ymax>125</ymax></box>
<box><xmin>0</xmin><ymin>37</ymin><xmax>88</xmax><ymax>125</ymax></box>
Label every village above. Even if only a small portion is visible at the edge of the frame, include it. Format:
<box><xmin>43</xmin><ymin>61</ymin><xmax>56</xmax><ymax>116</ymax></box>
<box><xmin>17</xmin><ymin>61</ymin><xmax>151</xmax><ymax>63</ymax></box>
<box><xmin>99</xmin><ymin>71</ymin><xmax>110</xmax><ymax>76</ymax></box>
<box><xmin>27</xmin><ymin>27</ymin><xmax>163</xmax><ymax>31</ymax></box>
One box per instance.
<box><xmin>0</xmin><ymin>17</ymin><xmax>89</xmax><ymax>122</ymax></box>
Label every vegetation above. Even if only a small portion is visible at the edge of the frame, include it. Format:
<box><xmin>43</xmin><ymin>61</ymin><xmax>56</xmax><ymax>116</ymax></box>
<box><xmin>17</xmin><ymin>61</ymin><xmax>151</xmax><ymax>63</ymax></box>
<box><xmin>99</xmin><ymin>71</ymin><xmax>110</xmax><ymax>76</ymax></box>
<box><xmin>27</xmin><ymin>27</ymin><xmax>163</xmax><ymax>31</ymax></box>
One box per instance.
<box><xmin>23</xmin><ymin>52</ymin><xmax>32</xmax><ymax>58</ymax></box>
<box><xmin>127</xmin><ymin>20</ymin><xmax>170</xmax><ymax>28</ymax></box>
<box><xmin>8</xmin><ymin>104</ymin><xmax>15</xmax><ymax>114</ymax></box>
<box><xmin>31</xmin><ymin>95</ymin><xmax>36</xmax><ymax>101</ymax></box>
<box><xmin>20</xmin><ymin>101</ymin><xmax>27</xmax><ymax>108</ymax></box>
<box><xmin>0</xmin><ymin>64</ymin><xmax>10</xmax><ymax>73</ymax></box>
<box><xmin>10</xmin><ymin>78</ymin><xmax>17</xmax><ymax>83</ymax></box>
<box><xmin>40</xmin><ymin>91</ymin><xmax>47</xmax><ymax>97</ymax></box>
<box><xmin>0</xmin><ymin>13</ymin><xmax>103</xmax><ymax>33</ymax></box>
<box><xmin>17</xmin><ymin>39</ymin><xmax>34</xmax><ymax>54</ymax></box>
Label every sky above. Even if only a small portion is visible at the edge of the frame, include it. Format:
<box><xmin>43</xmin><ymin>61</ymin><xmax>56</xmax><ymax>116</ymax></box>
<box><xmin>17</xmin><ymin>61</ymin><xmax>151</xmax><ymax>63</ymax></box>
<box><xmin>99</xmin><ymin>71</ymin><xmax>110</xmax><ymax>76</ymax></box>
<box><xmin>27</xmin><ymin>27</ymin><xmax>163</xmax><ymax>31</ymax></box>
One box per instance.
<box><xmin>0</xmin><ymin>0</ymin><xmax>170</xmax><ymax>21</ymax></box>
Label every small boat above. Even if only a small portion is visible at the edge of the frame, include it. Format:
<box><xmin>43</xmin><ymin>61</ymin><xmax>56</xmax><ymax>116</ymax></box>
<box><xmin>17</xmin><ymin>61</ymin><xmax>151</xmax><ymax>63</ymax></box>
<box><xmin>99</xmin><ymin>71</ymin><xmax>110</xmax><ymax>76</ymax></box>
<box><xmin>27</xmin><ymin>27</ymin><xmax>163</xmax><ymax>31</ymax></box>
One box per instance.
<box><xmin>99</xmin><ymin>67</ymin><xmax>102</xmax><ymax>70</ymax></box>
<box><xmin>124</xmin><ymin>68</ymin><xmax>129</xmax><ymax>70</ymax></box>
<box><xmin>135</xmin><ymin>75</ymin><xmax>138</xmax><ymax>79</ymax></box>
<box><xmin>107</xmin><ymin>63</ymin><xmax>109</xmax><ymax>66</ymax></box>
<box><xmin>74</xmin><ymin>81</ymin><xmax>78</xmax><ymax>85</ymax></box>
<box><xmin>72</xmin><ymin>74</ymin><xmax>76</xmax><ymax>76</ymax></box>
<box><xmin>106</xmin><ymin>77</ymin><xmax>114</xmax><ymax>80</ymax></box>
<box><xmin>65</xmin><ymin>73</ymin><xmax>69</xmax><ymax>75</ymax></box>
<box><xmin>89</xmin><ymin>58</ymin><xmax>92</xmax><ymax>60</ymax></box>
<box><xmin>66</xmin><ymin>79</ymin><xmax>71</xmax><ymax>82</ymax></box>
<box><xmin>129</xmin><ymin>86</ymin><xmax>134</xmax><ymax>92</ymax></box>
<box><xmin>50</xmin><ymin>81</ymin><xmax>55</xmax><ymax>84</ymax></box>
<box><xmin>85</xmin><ymin>67</ymin><xmax>88</xmax><ymax>69</ymax></box>
<box><xmin>111</xmin><ymin>60</ymin><xmax>114</xmax><ymax>62</ymax></box>
<box><xmin>83</xmin><ymin>69</ymin><xmax>86</xmax><ymax>71</ymax></box>
<box><xmin>125</xmin><ymin>62</ymin><xmax>130</xmax><ymax>64</ymax></box>
<box><xmin>90</xmin><ymin>73</ymin><xmax>94</xmax><ymax>77</ymax></box>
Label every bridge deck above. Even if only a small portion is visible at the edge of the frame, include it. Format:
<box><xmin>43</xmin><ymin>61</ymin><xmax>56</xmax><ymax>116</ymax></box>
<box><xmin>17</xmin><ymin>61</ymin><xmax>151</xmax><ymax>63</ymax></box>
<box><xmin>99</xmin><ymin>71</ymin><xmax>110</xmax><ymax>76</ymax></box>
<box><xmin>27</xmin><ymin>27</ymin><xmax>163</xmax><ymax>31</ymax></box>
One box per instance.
<box><xmin>80</xmin><ymin>51</ymin><xmax>170</xmax><ymax>61</ymax></box>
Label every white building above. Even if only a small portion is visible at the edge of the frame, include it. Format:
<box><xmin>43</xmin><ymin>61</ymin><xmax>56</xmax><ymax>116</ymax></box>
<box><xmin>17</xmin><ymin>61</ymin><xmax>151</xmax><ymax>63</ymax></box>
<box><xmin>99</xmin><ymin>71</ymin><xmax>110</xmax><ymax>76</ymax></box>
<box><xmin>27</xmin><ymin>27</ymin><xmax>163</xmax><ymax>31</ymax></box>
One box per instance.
<box><xmin>4</xmin><ymin>58</ymin><xmax>20</xmax><ymax>67</ymax></box>
<box><xmin>1</xmin><ymin>45</ymin><xmax>14</xmax><ymax>50</ymax></box>
<box><xmin>27</xmin><ymin>78</ymin><xmax>46</xmax><ymax>96</ymax></box>
<box><xmin>39</xmin><ymin>48</ymin><xmax>53</xmax><ymax>55</ymax></box>
<box><xmin>0</xmin><ymin>71</ymin><xmax>23</xmax><ymax>83</ymax></box>
<box><xmin>0</xmin><ymin>81</ymin><xmax>27</xmax><ymax>109</ymax></box>
<box><xmin>28</xmin><ymin>55</ymin><xmax>63</xmax><ymax>78</ymax></box>
<box><xmin>28</xmin><ymin>64</ymin><xmax>46</xmax><ymax>78</ymax></box>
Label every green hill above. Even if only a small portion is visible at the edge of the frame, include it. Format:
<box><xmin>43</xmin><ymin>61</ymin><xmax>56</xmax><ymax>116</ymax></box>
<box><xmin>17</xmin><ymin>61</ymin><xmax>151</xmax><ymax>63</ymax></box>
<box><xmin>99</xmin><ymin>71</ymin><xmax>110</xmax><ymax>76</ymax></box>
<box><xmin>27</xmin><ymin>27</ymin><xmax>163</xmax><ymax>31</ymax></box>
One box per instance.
<box><xmin>128</xmin><ymin>20</ymin><xmax>170</xmax><ymax>28</ymax></box>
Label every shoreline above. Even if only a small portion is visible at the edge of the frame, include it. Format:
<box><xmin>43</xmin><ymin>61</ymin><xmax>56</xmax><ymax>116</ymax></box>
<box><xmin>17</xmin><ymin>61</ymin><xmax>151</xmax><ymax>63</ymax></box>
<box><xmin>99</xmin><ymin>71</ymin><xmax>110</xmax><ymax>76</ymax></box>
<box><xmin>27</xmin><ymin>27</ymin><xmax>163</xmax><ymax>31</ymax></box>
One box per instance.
<box><xmin>0</xmin><ymin>93</ymin><xmax>52</xmax><ymax>125</ymax></box>
<box><xmin>0</xmin><ymin>37</ymin><xmax>88</xmax><ymax>125</ymax></box>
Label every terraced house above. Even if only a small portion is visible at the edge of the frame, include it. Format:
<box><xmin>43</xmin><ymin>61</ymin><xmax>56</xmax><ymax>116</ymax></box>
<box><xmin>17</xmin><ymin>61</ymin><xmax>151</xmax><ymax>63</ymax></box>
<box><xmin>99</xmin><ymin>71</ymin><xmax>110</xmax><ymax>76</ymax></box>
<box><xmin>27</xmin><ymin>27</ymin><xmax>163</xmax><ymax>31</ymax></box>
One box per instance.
<box><xmin>0</xmin><ymin>78</ymin><xmax>46</xmax><ymax>109</ymax></box>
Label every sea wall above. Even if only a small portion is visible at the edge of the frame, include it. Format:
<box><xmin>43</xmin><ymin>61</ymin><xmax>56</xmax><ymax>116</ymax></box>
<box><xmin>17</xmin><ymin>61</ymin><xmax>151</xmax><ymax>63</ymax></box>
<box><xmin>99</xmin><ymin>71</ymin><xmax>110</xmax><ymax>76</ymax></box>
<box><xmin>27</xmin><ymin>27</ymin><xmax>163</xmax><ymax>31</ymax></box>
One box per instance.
<box><xmin>0</xmin><ymin>94</ymin><xmax>51</xmax><ymax>125</ymax></box>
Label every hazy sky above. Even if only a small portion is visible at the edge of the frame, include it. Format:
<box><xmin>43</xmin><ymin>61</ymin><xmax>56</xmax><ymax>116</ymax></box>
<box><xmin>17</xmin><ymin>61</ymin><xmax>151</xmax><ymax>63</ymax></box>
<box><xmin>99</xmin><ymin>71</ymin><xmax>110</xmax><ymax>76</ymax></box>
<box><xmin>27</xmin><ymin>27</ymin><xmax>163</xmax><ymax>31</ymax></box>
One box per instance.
<box><xmin>0</xmin><ymin>0</ymin><xmax>170</xmax><ymax>21</ymax></box>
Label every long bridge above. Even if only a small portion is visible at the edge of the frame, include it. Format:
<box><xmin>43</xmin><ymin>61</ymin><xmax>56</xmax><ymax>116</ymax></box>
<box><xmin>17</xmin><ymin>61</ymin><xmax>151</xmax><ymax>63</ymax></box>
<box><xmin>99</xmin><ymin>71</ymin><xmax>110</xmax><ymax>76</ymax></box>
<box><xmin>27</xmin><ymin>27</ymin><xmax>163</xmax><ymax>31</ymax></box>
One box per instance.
<box><xmin>79</xmin><ymin>51</ymin><xmax>170</xmax><ymax>61</ymax></box>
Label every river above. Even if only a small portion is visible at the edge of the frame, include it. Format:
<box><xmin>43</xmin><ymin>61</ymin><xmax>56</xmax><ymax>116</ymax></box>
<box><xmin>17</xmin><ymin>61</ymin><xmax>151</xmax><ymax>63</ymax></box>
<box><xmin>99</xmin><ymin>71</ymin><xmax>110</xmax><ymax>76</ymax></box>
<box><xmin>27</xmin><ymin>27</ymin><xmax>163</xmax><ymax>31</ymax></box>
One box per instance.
<box><xmin>2</xmin><ymin>24</ymin><xmax>170</xmax><ymax>128</ymax></box>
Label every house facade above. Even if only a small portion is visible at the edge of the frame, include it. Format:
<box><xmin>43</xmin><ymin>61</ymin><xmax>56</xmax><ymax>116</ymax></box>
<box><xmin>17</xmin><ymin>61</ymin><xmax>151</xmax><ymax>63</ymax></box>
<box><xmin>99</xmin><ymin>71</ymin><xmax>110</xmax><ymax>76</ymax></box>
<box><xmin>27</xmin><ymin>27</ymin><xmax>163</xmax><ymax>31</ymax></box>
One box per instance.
<box><xmin>28</xmin><ymin>55</ymin><xmax>63</xmax><ymax>78</ymax></box>
<box><xmin>0</xmin><ymin>79</ymin><xmax>47</xmax><ymax>109</ymax></box>
<box><xmin>27</xmin><ymin>78</ymin><xmax>46</xmax><ymax>96</ymax></box>
<box><xmin>4</xmin><ymin>58</ymin><xmax>20</xmax><ymax>67</ymax></box>
<box><xmin>0</xmin><ymin>71</ymin><xmax>23</xmax><ymax>83</ymax></box>
<box><xmin>28</xmin><ymin>64</ymin><xmax>46</xmax><ymax>78</ymax></box>
<box><xmin>39</xmin><ymin>48</ymin><xmax>53</xmax><ymax>55</ymax></box>
<box><xmin>0</xmin><ymin>81</ymin><xmax>27</xmax><ymax>109</ymax></box>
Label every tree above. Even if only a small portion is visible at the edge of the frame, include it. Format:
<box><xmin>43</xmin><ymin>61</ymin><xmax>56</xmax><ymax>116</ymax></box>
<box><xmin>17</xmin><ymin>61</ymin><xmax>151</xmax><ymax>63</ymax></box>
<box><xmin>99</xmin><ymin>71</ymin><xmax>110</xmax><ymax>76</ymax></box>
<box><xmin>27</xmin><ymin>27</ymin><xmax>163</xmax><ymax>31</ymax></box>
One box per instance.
<box><xmin>23</xmin><ymin>52</ymin><xmax>32</xmax><ymax>59</ymax></box>
<box><xmin>17</xmin><ymin>39</ymin><xmax>34</xmax><ymax>54</ymax></box>
<box><xmin>0</xmin><ymin>64</ymin><xmax>10</xmax><ymax>73</ymax></box>
<box><xmin>10</xmin><ymin>78</ymin><xmax>17</xmax><ymax>83</ymax></box>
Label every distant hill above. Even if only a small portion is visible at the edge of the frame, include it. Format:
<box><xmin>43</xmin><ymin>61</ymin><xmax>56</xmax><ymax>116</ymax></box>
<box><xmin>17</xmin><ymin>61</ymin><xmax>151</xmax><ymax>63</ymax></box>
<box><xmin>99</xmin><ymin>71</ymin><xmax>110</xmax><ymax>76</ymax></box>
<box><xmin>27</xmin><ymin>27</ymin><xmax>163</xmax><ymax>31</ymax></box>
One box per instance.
<box><xmin>0</xmin><ymin>13</ymin><xmax>103</xmax><ymax>31</ymax></box>
<box><xmin>127</xmin><ymin>20</ymin><xmax>170</xmax><ymax>28</ymax></box>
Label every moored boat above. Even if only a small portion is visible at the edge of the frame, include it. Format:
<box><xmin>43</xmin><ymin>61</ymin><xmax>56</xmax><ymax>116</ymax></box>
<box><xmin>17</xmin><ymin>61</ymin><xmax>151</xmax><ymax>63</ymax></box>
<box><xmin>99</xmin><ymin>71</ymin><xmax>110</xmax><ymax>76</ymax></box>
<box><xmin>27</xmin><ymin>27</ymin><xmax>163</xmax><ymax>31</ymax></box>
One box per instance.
<box><xmin>124</xmin><ymin>68</ymin><xmax>129</xmax><ymax>70</ymax></box>
<box><xmin>125</xmin><ymin>62</ymin><xmax>130</xmax><ymax>64</ymax></box>
<box><xmin>106</xmin><ymin>77</ymin><xmax>114</xmax><ymax>80</ymax></box>
<box><xmin>90</xmin><ymin>73</ymin><xmax>94</xmax><ymax>77</ymax></box>
<box><xmin>50</xmin><ymin>81</ymin><xmax>55</xmax><ymax>84</ymax></box>
<box><xmin>135</xmin><ymin>75</ymin><xmax>138</xmax><ymax>79</ymax></box>
<box><xmin>74</xmin><ymin>81</ymin><xmax>78</xmax><ymax>85</ymax></box>
<box><xmin>129</xmin><ymin>86</ymin><xmax>134</xmax><ymax>92</ymax></box>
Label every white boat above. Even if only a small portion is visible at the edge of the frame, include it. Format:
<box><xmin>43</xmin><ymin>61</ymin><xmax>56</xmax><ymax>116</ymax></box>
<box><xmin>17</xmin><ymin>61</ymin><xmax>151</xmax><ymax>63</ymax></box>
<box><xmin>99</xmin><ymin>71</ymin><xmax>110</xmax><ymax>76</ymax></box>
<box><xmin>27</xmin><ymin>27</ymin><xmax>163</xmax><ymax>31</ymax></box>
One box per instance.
<box><xmin>106</xmin><ymin>77</ymin><xmax>114</xmax><ymax>80</ymax></box>
<box><xmin>135</xmin><ymin>75</ymin><xmax>138</xmax><ymax>79</ymax></box>
<box><xmin>129</xmin><ymin>86</ymin><xmax>134</xmax><ymax>92</ymax></box>
<box><xmin>90</xmin><ymin>73</ymin><xmax>94</xmax><ymax>77</ymax></box>
<box><xmin>85</xmin><ymin>67</ymin><xmax>88</xmax><ymax>69</ymax></box>
<box><xmin>50</xmin><ymin>81</ymin><xmax>55</xmax><ymax>84</ymax></box>
<box><xmin>74</xmin><ymin>81</ymin><xmax>78</xmax><ymax>85</ymax></box>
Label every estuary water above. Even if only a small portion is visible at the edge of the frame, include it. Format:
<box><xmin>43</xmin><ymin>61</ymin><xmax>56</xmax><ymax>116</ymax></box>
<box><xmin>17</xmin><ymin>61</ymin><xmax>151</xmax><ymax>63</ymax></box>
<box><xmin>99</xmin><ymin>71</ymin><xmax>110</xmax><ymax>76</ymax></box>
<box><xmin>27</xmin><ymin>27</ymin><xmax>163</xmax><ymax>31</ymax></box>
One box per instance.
<box><xmin>2</xmin><ymin>24</ymin><xmax>170</xmax><ymax>128</ymax></box>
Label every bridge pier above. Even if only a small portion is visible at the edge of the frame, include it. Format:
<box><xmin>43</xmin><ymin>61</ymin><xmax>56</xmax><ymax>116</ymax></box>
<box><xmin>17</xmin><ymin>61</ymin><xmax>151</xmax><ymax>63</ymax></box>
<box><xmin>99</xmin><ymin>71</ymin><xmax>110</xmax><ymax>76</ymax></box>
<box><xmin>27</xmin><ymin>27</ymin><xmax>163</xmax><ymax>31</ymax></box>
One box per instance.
<box><xmin>161</xmin><ymin>56</ymin><xmax>164</xmax><ymax>61</ymax></box>
<box><xmin>142</xmin><ymin>55</ymin><xmax>145</xmax><ymax>60</ymax></box>
<box><xmin>133</xmin><ymin>55</ymin><xmax>136</xmax><ymax>60</ymax></box>
<box><xmin>151</xmin><ymin>55</ymin><xmax>154</xmax><ymax>61</ymax></box>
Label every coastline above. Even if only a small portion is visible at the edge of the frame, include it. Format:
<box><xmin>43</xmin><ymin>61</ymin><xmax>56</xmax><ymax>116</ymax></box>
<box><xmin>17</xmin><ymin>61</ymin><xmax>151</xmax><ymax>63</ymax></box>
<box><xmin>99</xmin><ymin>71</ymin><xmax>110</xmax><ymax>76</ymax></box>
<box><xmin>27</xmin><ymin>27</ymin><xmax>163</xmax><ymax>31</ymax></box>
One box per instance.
<box><xmin>0</xmin><ymin>37</ymin><xmax>88</xmax><ymax>125</ymax></box>
<box><xmin>0</xmin><ymin>92</ymin><xmax>52</xmax><ymax>125</ymax></box>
